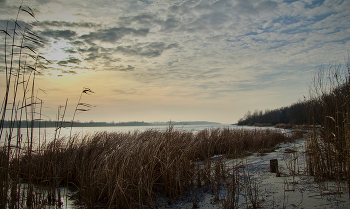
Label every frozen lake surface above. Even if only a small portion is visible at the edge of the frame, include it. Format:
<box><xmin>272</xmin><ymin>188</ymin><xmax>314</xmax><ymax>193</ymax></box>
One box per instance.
<box><xmin>1</xmin><ymin>124</ymin><xmax>277</xmax><ymax>147</ymax></box>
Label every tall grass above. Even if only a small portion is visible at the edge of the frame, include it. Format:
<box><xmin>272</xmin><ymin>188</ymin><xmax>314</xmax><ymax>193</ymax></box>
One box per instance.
<box><xmin>15</xmin><ymin>127</ymin><xmax>293</xmax><ymax>208</ymax></box>
<box><xmin>306</xmin><ymin>57</ymin><xmax>350</xmax><ymax>194</ymax></box>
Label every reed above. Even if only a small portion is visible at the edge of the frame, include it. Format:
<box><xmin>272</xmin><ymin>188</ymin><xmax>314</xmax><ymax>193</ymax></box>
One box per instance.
<box><xmin>306</xmin><ymin>57</ymin><xmax>350</xmax><ymax>194</ymax></box>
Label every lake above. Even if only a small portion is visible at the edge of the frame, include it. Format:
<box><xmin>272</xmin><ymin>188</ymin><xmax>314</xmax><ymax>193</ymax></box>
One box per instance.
<box><xmin>0</xmin><ymin>124</ymin><xmax>277</xmax><ymax>147</ymax></box>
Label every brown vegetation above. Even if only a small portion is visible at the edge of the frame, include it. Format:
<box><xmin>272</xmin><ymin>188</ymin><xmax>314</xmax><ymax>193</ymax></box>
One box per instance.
<box><xmin>9</xmin><ymin>127</ymin><xmax>292</xmax><ymax>208</ymax></box>
<box><xmin>306</xmin><ymin>58</ymin><xmax>350</xmax><ymax>194</ymax></box>
<box><xmin>274</xmin><ymin>123</ymin><xmax>294</xmax><ymax>129</ymax></box>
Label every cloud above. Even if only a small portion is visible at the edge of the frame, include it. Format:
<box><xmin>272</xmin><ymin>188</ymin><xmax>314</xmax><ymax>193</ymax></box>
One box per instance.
<box><xmin>61</xmin><ymin>70</ymin><xmax>77</xmax><ymax>75</ymax></box>
<box><xmin>119</xmin><ymin>13</ymin><xmax>182</xmax><ymax>33</ymax></box>
<box><xmin>235</xmin><ymin>0</ymin><xmax>258</xmax><ymax>15</ymax></box>
<box><xmin>72</xmin><ymin>40</ymin><xmax>85</xmax><ymax>46</ymax></box>
<box><xmin>79</xmin><ymin>27</ymin><xmax>149</xmax><ymax>44</ymax></box>
<box><xmin>57</xmin><ymin>57</ymin><xmax>81</xmax><ymax>66</ymax></box>
<box><xmin>169</xmin><ymin>0</ymin><xmax>201</xmax><ymax>14</ymax></box>
<box><xmin>160</xmin><ymin>16</ymin><xmax>181</xmax><ymax>31</ymax></box>
<box><xmin>75</xmin><ymin>46</ymin><xmax>121</xmax><ymax>63</ymax></box>
<box><xmin>117</xmin><ymin>1</ymin><xmax>241</xmax><ymax>34</ymax></box>
<box><xmin>41</xmin><ymin>29</ymin><xmax>77</xmax><ymax>40</ymax></box>
<box><xmin>63</xmin><ymin>48</ymin><xmax>77</xmax><ymax>54</ymax></box>
<box><xmin>194</xmin><ymin>68</ymin><xmax>224</xmax><ymax>80</ymax></box>
<box><xmin>36</xmin><ymin>0</ymin><xmax>50</xmax><ymax>4</ymax></box>
<box><xmin>115</xmin><ymin>65</ymin><xmax>135</xmax><ymax>71</ymax></box>
<box><xmin>124</xmin><ymin>0</ymin><xmax>154</xmax><ymax>12</ymax></box>
<box><xmin>168</xmin><ymin>59</ymin><xmax>178</xmax><ymax>66</ymax></box>
<box><xmin>158</xmin><ymin>0</ymin><xmax>279</xmax><ymax>35</ymax></box>
<box><xmin>0</xmin><ymin>65</ymin><xmax>5</xmax><ymax>73</ymax></box>
<box><xmin>84</xmin><ymin>53</ymin><xmax>100</xmax><ymax>61</ymax></box>
<box><xmin>77</xmin><ymin>46</ymin><xmax>99</xmax><ymax>53</ymax></box>
<box><xmin>35</xmin><ymin>20</ymin><xmax>100</xmax><ymax>28</ymax></box>
<box><xmin>115</xmin><ymin>42</ymin><xmax>179</xmax><ymax>58</ymax></box>
<box><xmin>113</xmin><ymin>89</ymin><xmax>136</xmax><ymax>94</ymax></box>
<box><xmin>118</xmin><ymin>13</ymin><xmax>155</xmax><ymax>26</ymax></box>
<box><xmin>257</xmin><ymin>1</ymin><xmax>278</xmax><ymax>13</ymax></box>
<box><xmin>0</xmin><ymin>19</ymin><xmax>27</xmax><ymax>31</ymax></box>
<box><xmin>57</xmin><ymin>60</ymin><xmax>68</xmax><ymax>65</ymax></box>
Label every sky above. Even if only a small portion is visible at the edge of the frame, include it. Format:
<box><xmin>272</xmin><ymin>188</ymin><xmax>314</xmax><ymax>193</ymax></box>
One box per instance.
<box><xmin>0</xmin><ymin>0</ymin><xmax>350</xmax><ymax>124</ymax></box>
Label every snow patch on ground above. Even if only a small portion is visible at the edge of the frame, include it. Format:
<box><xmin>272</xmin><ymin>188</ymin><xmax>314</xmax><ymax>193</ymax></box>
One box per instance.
<box><xmin>156</xmin><ymin>138</ymin><xmax>350</xmax><ymax>208</ymax></box>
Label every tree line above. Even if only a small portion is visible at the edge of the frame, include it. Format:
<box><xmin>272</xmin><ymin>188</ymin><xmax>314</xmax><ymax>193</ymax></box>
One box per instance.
<box><xmin>237</xmin><ymin>61</ymin><xmax>350</xmax><ymax>127</ymax></box>
<box><xmin>0</xmin><ymin>120</ymin><xmax>221</xmax><ymax>128</ymax></box>
<box><xmin>237</xmin><ymin>100</ymin><xmax>308</xmax><ymax>126</ymax></box>
<box><xmin>0</xmin><ymin>120</ymin><xmax>152</xmax><ymax>128</ymax></box>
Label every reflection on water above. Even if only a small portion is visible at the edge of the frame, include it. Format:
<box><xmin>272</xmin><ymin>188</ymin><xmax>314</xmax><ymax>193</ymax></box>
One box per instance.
<box><xmin>13</xmin><ymin>183</ymin><xmax>78</xmax><ymax>209</ymax></box>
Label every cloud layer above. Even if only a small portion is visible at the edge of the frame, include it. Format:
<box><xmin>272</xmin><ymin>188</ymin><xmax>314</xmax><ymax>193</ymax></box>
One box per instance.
<box><xmin>0</xmin><ymin>0</ymin><xmax>350</xmax><ymax>123</ymax></box>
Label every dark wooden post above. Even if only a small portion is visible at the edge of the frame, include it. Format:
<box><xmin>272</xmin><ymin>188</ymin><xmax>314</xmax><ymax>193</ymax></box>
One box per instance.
<box><xmin>270</xmin><ymin>159</ymin><xmax>278</xmax><ymax>173</ymax></box>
